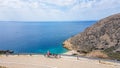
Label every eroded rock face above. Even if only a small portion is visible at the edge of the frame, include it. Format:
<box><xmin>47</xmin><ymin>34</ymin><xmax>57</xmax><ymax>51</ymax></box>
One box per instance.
<box><xmin>63</xmin><ymin>13</ymin><xmax>120</xmax><ymax>53</ymax></box>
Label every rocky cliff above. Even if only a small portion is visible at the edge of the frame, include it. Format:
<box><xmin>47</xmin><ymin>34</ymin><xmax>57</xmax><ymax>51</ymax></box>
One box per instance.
<box><xmin>63</xmin><ymin>13</ymin><xmax>120</xmax><ymax>60</ymax></box>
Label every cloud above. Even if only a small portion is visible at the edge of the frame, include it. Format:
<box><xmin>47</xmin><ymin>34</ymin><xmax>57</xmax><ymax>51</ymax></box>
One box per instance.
<box><xmin>0</xmin><ymin>0</ymin><xmax>98</xmax><ymax>10</ymax></box>
<box><xmin>0</xmin><ymin>0</ymin><xmax>120</xmax><ymax>21</ymax></box>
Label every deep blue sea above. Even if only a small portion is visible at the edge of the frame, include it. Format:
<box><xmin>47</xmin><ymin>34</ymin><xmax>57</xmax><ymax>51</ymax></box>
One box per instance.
<box><xmin>0</xmin><ymin>21</ymin><xmax>96</xmax><ymax>54</ymax></box>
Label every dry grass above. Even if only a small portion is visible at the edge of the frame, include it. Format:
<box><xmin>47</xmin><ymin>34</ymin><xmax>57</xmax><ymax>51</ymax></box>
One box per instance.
<box><xmin>86</xmin><ymin>50</ymin><xmax>108</xmax><ymax>59</ymax></box>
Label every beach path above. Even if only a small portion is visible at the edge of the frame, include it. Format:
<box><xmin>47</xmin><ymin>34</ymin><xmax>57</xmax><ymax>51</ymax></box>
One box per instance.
<box><xmin>0</xmin><ymin>55</ymin><xmax>120</xmax><ymax>68</ymax></box>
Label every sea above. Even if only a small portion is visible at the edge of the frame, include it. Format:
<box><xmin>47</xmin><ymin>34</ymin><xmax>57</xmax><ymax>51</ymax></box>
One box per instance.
<box><xmin>0</xmin><ymin>21</ymin><xmax>96</xmax><ymax>54</ymax></box>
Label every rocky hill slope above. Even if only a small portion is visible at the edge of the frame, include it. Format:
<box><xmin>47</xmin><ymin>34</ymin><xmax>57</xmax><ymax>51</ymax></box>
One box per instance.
<box><xmin>63</xmin><ymin>13</ymin><xmax>120</xmax><ymax>60</ymax></box>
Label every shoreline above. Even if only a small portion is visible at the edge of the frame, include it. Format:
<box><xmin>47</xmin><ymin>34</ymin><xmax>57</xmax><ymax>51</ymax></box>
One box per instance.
<box><xmin>1</xmin><ymin>50</ymin><xmax>120</xmax><ymax>63</ymax></box>
<box><xmin>1</xmin><ymin>49</ymin><xmax>120</xmax><ymax>64</ymax></box>
<box><xmin>63</xmin><ymin>50</ymin><xmax>78</xmax><ymax>55</ymax></box>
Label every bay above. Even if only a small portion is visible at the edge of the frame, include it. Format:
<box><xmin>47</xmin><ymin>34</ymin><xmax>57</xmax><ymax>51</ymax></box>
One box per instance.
<box><xmin>0</xmin><ymin>21</ymin><xmax>96</xmax><ymax>54</ymax></box>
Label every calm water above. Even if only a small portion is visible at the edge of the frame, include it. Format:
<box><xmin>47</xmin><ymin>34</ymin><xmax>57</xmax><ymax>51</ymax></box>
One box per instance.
<box><xmin>0</xmin><ymin>21</ymin><xmax>96</xmax><ymax>54</ymax></box>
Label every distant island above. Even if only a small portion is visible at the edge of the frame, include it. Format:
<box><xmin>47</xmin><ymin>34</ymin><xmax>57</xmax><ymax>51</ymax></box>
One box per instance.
<box><xmin>63</xmin><ymin>13</ymin><xmax>120</xmax><ymax>60</ymax></box>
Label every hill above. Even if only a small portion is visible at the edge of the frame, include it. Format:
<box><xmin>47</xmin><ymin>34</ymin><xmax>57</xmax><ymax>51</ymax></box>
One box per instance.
<box><xmin>63</xmin><ymin>13</ymin><xmax>120</xmax><ymax>60</ymax></box>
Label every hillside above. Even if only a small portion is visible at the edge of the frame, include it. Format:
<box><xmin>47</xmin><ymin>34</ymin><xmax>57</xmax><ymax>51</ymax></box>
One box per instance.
<box><xmin>63</xmin><ymin>13</ymin><xmax>120</xmax><ymax>60</ymax></box>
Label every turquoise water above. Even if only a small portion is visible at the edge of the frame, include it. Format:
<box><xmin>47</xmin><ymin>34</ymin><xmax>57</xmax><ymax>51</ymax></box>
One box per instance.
<box><xmin>0</xmin><ymin>21</ymin><xmax>96</xmax><ymax>54</ymax></box>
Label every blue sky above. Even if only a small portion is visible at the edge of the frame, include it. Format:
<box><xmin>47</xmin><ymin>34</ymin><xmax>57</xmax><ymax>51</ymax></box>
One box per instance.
<box><xmin>0</xmin><ymin>0</ymin><xmax>120</xmax><ymax>21</ymax></box>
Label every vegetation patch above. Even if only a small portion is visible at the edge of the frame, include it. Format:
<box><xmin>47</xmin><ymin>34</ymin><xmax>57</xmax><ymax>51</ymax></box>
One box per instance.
<box><xmin>104</xmin><ymin>46</ymin><xmax>120</xmax><ymax>61</ymax></box>
<box><xmin>86</xmin><ymin>50</ymin><xmax>108</xmax><ymax>59</ymax></box>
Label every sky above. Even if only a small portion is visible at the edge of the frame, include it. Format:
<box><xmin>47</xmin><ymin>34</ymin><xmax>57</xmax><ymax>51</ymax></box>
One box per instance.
<box><xmin>0</xmin><ymin>0</ymin><xmax>120</xmax><ymax>21</ymax></box>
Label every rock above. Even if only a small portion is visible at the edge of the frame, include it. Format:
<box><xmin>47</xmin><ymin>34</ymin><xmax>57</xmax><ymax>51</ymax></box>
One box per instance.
<box><xmin>0</xmin><ymin>50</ymin><xmax>14</xmax><ymax>54</ymax></box>
<box><xmin>63</xmin><ymin>13</ymin><xmax>120</xmax><ymax>59</ymax></box>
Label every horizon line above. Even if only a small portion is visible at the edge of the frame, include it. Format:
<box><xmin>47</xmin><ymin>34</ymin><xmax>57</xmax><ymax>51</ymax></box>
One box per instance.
<box><xmin>0</xmin><ymin>20</ymin><xmax>98</xmax><ymax>22</ymax></box>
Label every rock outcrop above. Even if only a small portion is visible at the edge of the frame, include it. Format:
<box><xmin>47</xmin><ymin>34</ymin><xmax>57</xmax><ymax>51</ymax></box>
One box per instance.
<box><xmin>0</xmin><ymin>50</ymin><xmax>14</xmax><ymax>54</ymax></box>
<box><xmin>63</xmin><ymin>13</ymin><xmax>120</xmax><ymax>60</ymax></box>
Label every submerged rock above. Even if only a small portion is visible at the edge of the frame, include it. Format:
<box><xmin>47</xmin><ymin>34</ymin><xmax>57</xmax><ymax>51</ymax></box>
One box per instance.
<box><xmin>63</xmin><ymin>13</ymin><xmax>120</xmax><ymax>60</ymax></box>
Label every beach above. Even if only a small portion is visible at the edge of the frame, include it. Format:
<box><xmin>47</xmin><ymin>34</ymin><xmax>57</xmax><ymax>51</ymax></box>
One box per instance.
<box><xmin>0</xmin><ymin>53</ymin><xmax>120</xmax><ymax>68</ymax></box>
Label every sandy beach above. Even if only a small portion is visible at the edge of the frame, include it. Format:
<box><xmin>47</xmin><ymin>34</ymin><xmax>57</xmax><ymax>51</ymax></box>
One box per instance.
<box><xmin>0</xmin><ymin>53</ymin><xmax>120</xmax><ymax>68</ymax></box>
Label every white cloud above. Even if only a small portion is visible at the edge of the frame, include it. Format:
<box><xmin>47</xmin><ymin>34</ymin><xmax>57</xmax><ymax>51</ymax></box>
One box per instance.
<box><xmin>0</xmin><ymin>0</ymin><xmax>76</xmax><ymax>9</ymax></box>
<box><xmin>0</xmin><ymin>0</ymin><xmax>120</xmax><ymax>21</ymax></box>
<box><xmin>41</xmin><ymin>0</ymin><xmax>76</xmax><ymax>6</ymax></box>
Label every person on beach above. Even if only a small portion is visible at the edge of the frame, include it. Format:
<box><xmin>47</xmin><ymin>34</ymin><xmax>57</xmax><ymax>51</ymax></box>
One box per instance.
<box><xmin>47</xmin><ymin>50</ymin><xmax>50</xmax><ymax>57</ymax></box>
<box><xmin>77</xmin><ymin>55</ymin><xmax>79</xmax><ymax>60</ymax></box>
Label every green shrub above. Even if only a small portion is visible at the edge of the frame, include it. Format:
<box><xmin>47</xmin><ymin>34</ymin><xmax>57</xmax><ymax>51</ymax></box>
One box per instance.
<box><xmin>104</xmin><ymin>46</ymin><xmax>120</xmax><ymax>61</ymax></box>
